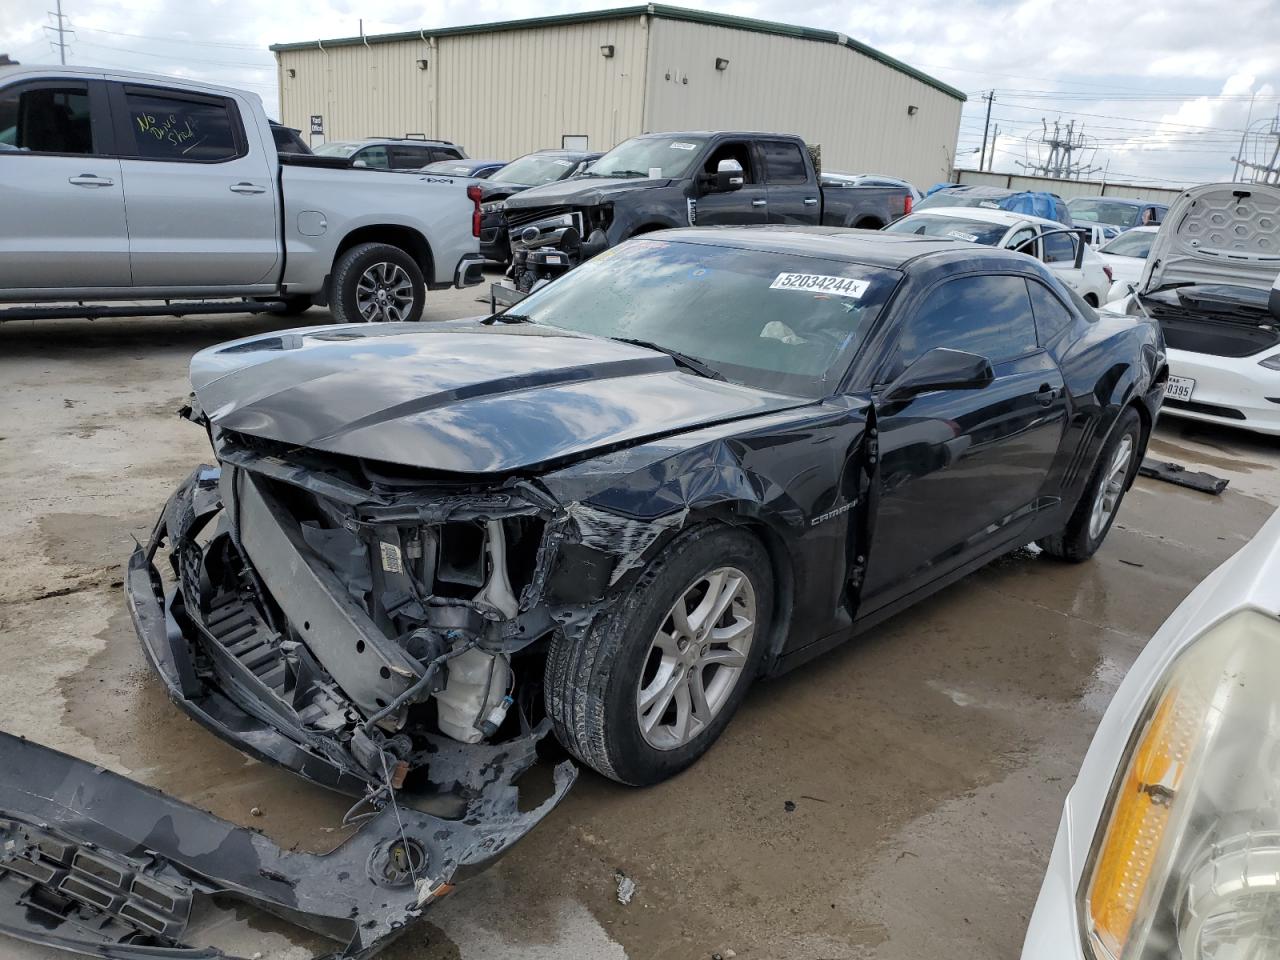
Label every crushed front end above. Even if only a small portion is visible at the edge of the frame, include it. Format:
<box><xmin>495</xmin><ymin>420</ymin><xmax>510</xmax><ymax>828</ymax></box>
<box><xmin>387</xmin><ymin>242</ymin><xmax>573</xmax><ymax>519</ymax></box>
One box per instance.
<box><xmin>126</xmin><ymin>426</ymin><xmax>592</xmax><ymax>798</ymax></box>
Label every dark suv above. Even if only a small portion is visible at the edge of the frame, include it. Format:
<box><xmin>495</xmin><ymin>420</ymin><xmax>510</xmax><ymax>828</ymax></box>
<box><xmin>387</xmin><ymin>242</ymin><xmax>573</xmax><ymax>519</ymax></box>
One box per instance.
<box><xmin>312</xmin><ymin>137</ymin><xmax>466</xmax><ymax>170</ymax></box>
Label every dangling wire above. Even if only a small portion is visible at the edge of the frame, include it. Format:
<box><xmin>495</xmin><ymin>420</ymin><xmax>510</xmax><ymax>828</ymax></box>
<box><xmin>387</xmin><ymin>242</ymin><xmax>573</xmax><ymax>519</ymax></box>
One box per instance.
<box><xmin>379</xmin><ymin>751</ymin><xmax>419</xmax><ymax>888</ymax></box>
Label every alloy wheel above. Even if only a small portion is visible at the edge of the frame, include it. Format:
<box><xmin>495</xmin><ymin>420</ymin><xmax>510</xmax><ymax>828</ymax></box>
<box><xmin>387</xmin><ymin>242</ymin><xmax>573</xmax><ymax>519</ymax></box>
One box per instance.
<box><xmin>356</xmin><ymin>261</ymin><xmax>415</xmax><ymax>322</ymax></box>
<box><xmin>635</xmin><ymin>567</ymin><xmax>756</xmax><ymax>750</ymax></box>
<box><xmin>1089</xmin><ymin>434</ymin><xmax>1134</xmax><ymax>542</ymax></box>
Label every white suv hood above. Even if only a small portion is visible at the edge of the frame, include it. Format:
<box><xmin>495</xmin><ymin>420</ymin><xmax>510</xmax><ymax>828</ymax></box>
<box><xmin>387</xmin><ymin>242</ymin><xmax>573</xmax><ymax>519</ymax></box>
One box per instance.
<box><xmin>1140</xmin><ymin>182</ymin><xmax>1280</xmax><ymax>293</ymax></box>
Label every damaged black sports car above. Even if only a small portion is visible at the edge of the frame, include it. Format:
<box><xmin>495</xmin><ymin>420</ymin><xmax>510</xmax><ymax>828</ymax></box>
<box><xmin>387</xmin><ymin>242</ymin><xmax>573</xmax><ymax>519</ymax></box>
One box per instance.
<box><xmin>131</xmin><ymin>228</ymin><xmax>1165</xmax><ymax>792</ymax></box>
<box><xmin>0</xmin><ymin>227</ymin><xmax>1161</xmax><ymax>957</ymax></box>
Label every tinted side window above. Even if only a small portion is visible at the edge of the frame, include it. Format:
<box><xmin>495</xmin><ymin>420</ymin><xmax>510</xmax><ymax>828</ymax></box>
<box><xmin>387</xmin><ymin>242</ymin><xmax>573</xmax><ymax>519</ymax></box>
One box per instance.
<box><xmin>760</xmin><ymin>140</ymin><xmax>809</xmax><ymax>184</ymax></box>
<box><xmin>388</xmin><ymin>145</ymin><xmax>429</xmax><ymax>169</ymax></box>
<box><xmin>1042</xmin><ymin>230</ymin><xmax>1077</xmax><ymax>264</ymax></box>
<box><xmin>0</xmin><ymin>83</ymin><xmax>94</xmax><ymax>154</ymax></box>
<box><xmin>357</xmin><ymin>145</ymin><xmax>388</xmax><ymax>168</ymax></box>
<box><xmin>429</xmin><ymin>146</ymin><xmax>463</xmax><ymax>163</ymax></box>
<box><xmin>1026</xmin><ymin>279</ymin><xmax>1076</xmax><ymax>344</ymax></box>
<box><xmin>897</xmin><ymin>274</ymin><xmax>1037</xmax><ymax>370</ymax></box>
<box><xmin>121</xmin><ymin>89</ymin><xmax>240</xmax><ymax>161</ymax></box>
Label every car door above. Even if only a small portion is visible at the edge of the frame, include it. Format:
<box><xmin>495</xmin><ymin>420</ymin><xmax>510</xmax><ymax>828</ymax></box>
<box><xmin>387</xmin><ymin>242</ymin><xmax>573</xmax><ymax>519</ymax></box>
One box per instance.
<box><xmin>860</xmin><ymin>272</ymin><xmax>1069</xmax><ymax>610</ymax></box>
<box><xmin>693</xmin><ymin>139</ymin><xmax>768</xmax><ymax>226</ymax></box>
<box><xmin>108</xmin><ymin>82</ymin><xmax>279</xmax><ymax>289</ymax></box>
<box><xmin>758</xmin><ymin>138</ymin><xmax>816</xmax><ymax>223</ymax></box>
<box><xmin>1039</xmin><ymin>227</ymin><xmax>1086</xmax><ymax>295</ymax></box>
<box><xmin>0</xmin><ymin>76</ymin><xmax>131</xmax><ymax>292</ymax></box>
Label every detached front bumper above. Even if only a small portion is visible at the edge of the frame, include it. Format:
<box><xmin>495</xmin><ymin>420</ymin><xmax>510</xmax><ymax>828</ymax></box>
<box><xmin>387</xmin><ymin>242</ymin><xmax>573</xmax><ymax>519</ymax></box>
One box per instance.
<box><xmin>0</xmin><ymin>728</ymin><xmax>572</xmax><ymax>959</ymax></box>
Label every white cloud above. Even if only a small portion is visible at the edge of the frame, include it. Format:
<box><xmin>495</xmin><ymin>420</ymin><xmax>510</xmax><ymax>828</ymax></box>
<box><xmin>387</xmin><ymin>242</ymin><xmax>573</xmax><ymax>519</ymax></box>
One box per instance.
<box><xmin>3</xmin><ymin>0</ymin><xmax>1277</xmax><ymax>184</ymax></box>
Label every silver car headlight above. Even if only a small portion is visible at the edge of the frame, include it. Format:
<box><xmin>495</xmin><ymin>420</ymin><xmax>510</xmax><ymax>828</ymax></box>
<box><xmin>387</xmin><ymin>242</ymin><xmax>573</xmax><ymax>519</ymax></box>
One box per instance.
<box><xmin>1083</xmin><ymin>608</ymin><xmax>1280</xmax><ymax>959</ymax></box>
<box><xmin>481</xmin><ymin>200</ymin><xmax>505</xmax><ymax>214</ymax></box>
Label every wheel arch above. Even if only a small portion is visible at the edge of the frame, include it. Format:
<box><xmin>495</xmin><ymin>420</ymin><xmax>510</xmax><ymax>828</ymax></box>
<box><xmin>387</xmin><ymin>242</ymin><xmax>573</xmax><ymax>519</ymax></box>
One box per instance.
<box><xmin>853</xmin><ymin>216</ymin><xmax>885</xmax><ymax>230</ymax></box>
<box><xmin>333</xmin><ymin>225</ymin><xmax>435</xmax><ymax>283</ymax></box>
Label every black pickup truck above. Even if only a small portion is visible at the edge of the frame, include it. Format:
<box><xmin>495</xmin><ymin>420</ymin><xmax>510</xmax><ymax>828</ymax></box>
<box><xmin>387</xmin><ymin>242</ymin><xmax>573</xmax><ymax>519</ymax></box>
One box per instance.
<box><xmin>500</xmin><ymin>130</ymin><xmax>914</xmax><ymax>291</ymax></box>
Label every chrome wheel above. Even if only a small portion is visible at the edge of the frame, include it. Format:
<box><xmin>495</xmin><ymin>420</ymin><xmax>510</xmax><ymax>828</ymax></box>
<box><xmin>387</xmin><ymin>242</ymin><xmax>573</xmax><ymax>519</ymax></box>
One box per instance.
<box><xmin>355</xmin><ymin>261</ymin><xmax>415</xmax><ymax>322</ymax></box>
<box><xmin>636</xmin><ymin>567</ymin><xmax>756</xmax><ymax>751</ymax></box>
<box><xmin>1089</xmin><ymin>433</ymin><xmax>1134</xmax><ymax>542</ymax></box>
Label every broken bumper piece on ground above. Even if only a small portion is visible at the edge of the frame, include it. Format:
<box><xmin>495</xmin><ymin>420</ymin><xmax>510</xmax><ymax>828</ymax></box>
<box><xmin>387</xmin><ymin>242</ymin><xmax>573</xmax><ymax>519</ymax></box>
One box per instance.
<box><xmin>0</xmin><ymin>729</ymin><xmax>572</xmax><ymax>959</ymax></box>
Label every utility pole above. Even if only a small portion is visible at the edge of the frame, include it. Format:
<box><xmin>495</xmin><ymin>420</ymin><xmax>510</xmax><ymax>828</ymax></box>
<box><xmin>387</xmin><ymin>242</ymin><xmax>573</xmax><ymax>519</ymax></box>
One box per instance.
<box><xmin>986</xmin><ymin>124</ymin><xmax>999</xmax><ymax>171</ymax></box>
<box><xmin>978</xmin><ymin>91</ymin><xmax>994</xmax><ymax>172</ymax></box>
<box><xmin>45</xmin><ymin>0</ymin><xmax>72</xmax><ymax>64</ymax></box>
<box><xmin>1232</xmin><ymin>92</ymin><xmax>1258</xmax><ymax>183</ymax></box>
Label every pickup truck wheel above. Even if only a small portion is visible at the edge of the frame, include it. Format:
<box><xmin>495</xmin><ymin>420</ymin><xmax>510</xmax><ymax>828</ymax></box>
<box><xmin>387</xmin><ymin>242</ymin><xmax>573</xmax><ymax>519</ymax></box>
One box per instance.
<box><xmin>330</xmin><ymin>243</ymin><xmax>425</xmax><ymax>323</ymax></box>
<box><xmin>1039</xmin><ymin>406</ymin><xmax>1141</xmax><ymax>562</ymax></box>
<box><xmin>544</xmin><ymin>526</ymin><xmax>773</xmax><ymax>785</ymax></box>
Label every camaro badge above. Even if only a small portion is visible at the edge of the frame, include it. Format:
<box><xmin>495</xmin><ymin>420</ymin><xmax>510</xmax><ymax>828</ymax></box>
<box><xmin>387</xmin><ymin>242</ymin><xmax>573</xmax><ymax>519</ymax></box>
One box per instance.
<box><xmin>811</xmin><ymin>500</ymin><xmax>857</xmax><ymax>526</ymax></box>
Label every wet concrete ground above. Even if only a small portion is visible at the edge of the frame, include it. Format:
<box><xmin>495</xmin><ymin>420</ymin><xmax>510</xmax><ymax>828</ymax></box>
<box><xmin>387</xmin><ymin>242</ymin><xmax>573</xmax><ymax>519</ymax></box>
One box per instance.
<box><xmin>1</xmin><ymin>286</ymin><xmax>1277</xmax><ymax>960</ymax></box>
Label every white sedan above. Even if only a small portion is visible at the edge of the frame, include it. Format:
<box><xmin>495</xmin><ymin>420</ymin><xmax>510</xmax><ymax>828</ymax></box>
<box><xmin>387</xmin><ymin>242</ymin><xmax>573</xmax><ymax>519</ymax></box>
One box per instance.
<box><xmin>884</xmin><ymin>206</ymin><xmax>1113</xmax><ymax>306</ymax></box>
<box><xmin>1116</xmin><ymin>182</ymin><xmax>1280</xmax><ymax>437</ymax></box>
<box><xmin>1097</xmin><ymin>226</ymin><xmax>1160</xmax><ymax>303</ymax></box>
<box><xmin>1022</xmin><ymin>506</ymin><xmax>1280</xmax><ymax>960</ymax></box>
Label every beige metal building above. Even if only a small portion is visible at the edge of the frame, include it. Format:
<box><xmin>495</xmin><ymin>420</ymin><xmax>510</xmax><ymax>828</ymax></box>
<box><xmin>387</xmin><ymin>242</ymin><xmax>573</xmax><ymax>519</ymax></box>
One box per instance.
<box><xmin>271</xmin><ymin>5</ymin><xmax>965</xmax><ymax>189</ymax></box>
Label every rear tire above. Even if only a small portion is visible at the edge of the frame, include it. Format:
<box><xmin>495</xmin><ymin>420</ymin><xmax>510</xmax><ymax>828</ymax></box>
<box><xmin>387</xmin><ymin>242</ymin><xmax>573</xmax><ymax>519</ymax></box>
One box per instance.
<box><xmin>1039</xmin><ymin>407</ymin><xmax>1142</xmax><ymax>562</ymax></box>
<box><xmin>545</xmin><ymin>526</ymin><xmax>773</xmax><ymax>785</ymax></box>
<box><xmin>329</xmin><ymin>242</ymin><xmax>425</xmax><ymax>323</ymax></box>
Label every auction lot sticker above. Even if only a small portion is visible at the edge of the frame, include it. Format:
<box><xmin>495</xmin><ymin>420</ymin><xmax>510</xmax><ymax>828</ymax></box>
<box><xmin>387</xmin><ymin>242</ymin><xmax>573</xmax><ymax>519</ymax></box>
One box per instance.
<box><xmin>770</xmin><ymin>273</ymin><xmax>869</xmax><ymax>298</ymax></box>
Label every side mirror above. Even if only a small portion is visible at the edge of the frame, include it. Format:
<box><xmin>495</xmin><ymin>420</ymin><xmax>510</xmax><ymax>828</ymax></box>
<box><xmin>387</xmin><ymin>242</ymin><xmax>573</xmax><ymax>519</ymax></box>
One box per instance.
<box><xmin>884</xmin><ymin>347</ymin><xmax>994</xmax><ymax>401</ymax></box>
<box><xmin>712</xmin><ymin>158</ymin><xmax>744</xmax><ymax>193</ymax></box>
<box><xmin>352</xmin><ymin>159</ymin><xmax>368</xmax><ymax>169</ymax></box>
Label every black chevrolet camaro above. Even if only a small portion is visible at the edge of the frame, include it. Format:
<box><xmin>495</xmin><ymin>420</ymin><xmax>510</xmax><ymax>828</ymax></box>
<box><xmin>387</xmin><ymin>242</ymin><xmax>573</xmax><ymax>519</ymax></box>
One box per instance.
<box><xmin>129</xmin><ymin>228</ymin><xmax>1165</xmax><ymax>799</ymax></box>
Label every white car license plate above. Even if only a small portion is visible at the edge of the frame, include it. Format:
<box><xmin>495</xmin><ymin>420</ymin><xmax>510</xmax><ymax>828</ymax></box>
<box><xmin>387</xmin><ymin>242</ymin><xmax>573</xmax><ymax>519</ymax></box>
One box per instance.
<box><xmin>1165</xmin><ymin>376</ymin><xmax>1195</xmax><ymax>402</ymax></box>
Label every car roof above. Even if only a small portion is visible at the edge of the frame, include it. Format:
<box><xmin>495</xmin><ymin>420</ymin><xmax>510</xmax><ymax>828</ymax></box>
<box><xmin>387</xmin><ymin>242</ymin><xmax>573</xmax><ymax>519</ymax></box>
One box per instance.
<box><xmin>530</xmin><ymin>149</ymin><xmax>602</xmax><ymax>159</ymax></box>
<box><xmin>904</xmin><ymin>206</ymin><xmax>1066</xmax><ymax>229</ymax></box>
<box><xmin>359</xmin><ymin>137</ymin><xmax>459</xmax><ymax>146</ymax></box>
<box><xmin>646</xmin><ymin>226</ymin><xmax>1036</xmax><ymax>270</ymax></box>
<box><xmin>633</xmin><ymin>131</ymin><xmax>801</xmax><ymax>140</ymax></box>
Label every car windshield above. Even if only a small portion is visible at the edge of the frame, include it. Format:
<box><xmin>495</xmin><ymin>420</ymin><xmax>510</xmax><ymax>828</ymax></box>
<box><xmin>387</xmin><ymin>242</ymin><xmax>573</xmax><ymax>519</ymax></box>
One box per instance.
<box><xmin>313</xmin><ymin>141</ymin><xmax>361</xmax><ymax>158</ymax></box>
<box><xmin>1099</xmin><ymin>230</ymin><xmax>1156</xmax><ymax>258</ymax></box>
<box><xmin>492</xmin><ymin>154</ymin><xmax>582</xmax><ymax>186</ymax></box>
<box><xmin>883</xmin><ymin>213</ymin><xmax>1009</xmax><ymax>246</ymax></box>
<box><xmin>1068</xmin><ymin>198</ymin><xmax>1142</xmax><ymax>229</ymax></box>
<box><xmin>584</xmin><ymin>136</ymin><xmax>708</xmax><ymax>179</ymax></box>
<box><xmin>501</xmin><ymin>238</ymin><xmax>898</xmax><ymax>397</ymax></box>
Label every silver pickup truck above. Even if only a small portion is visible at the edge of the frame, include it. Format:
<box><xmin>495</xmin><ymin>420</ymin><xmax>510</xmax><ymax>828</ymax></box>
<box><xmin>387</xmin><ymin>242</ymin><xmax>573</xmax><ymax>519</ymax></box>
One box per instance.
<box><xmin>0</xmin><ymin>64</ymin><xmax>485</xmax><ymax>322</ymax></box>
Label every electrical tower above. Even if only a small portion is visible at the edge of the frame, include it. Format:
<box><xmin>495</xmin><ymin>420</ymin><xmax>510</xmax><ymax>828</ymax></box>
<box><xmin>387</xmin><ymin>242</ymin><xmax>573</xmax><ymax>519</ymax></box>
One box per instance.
<box><xmin>44</xmin><ymin>0</ymin><xmax>74</xmax><ymax>64</ymax></box>
<box><xmin>1016</xmin><ymin>119</ymin><xmax>1101</xmax><ymax>180</ymax></box>
<box><xmin>1233</xmin><ymin>112</ymin><xmax>1280</xmax><ymax>184</ymax></box>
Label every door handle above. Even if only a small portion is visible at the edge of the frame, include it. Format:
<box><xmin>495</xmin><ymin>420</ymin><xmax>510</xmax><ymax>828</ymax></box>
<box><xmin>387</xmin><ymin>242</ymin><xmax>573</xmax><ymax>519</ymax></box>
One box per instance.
<box><xmin>751</xmin><ymin>198</ymin><xmax>767</xmax><ymax>207</ymax></box>
<box><xmin>803</xmin><ymin>197</ymin><xmax>818</xmax><ymax>205</ymax></box>
<box><xmin>230</xmin><ymin>182</ymin><xmax>267</xmax><ymax>194</ymax></box>
<box><xmin>1036</xmin><ymin>384</ymin><xmax>1060</xmax><ymax>406</ymax></box>
<box><xmin>68</xmin><ymin>174</ymin><xmax>114</xmax><ymax>187</ymax></box>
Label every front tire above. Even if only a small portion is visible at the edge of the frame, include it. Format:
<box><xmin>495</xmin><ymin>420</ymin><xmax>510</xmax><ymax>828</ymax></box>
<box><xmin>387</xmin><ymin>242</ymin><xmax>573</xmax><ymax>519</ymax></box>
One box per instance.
<box><xmin>1040</xmin><ymin>407</ymin><xmax>1142</xmax><ymax>562</ymax></box>
<box><xmin>545</xmin><ymin>526</ymin><xmax>773</xmax><ymax>785</ymax></box>
<box><xmin>329</xmin><ymin>242</ymin><xmax>425</xmax><ymax>323</ymax></box>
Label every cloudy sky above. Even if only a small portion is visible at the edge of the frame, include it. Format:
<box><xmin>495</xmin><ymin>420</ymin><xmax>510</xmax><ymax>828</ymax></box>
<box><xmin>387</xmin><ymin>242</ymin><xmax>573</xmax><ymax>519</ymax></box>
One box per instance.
<box><xmin>3</xmin><ymin>0</ymin><xmax>1277</xmax><ymax>186</ymax></box>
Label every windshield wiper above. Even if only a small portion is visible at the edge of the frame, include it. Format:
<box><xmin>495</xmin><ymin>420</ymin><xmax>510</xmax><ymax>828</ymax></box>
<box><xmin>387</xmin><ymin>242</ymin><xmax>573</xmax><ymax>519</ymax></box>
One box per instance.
<box><xmin>613</xmin><ymin>337</ymin><xmax>725</xmax><ymax>380</ymax></box>
<box><xmin>599</xmin><ymin>170</ymin><xmax>650</xmax><ymax>179</ymax></box>
<box><xmin>481</xmin><ymin>312</ymin><xmax>535</xmax><ymax>326</ymax></box>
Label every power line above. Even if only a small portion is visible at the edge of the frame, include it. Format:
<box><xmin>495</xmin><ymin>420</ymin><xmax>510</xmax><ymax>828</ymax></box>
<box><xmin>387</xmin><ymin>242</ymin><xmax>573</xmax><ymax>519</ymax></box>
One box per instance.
<box><xmin>75</xmin><ymin>40</ymin><xmax>273</xmax><ymax>69</ymax></box>
<box><xmin>75</xmin><ymin>25</ymin><xmax>266</xmax><ymax>50</ymax></box>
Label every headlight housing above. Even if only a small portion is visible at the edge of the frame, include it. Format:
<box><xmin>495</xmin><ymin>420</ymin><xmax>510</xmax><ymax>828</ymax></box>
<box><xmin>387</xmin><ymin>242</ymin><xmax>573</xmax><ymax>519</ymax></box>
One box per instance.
<box><xmin>1083</xmin><ymin>608</ymin><xmax>1280</xmax><ymax>959</ymax></box>
<box><xmin>481</xmin><ymin>200</ymin><xmax>505</xmax><ymax>214</ymax></box>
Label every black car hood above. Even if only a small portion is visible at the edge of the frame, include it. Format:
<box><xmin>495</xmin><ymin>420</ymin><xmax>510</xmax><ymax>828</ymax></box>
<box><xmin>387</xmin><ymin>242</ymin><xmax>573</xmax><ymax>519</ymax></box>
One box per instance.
<box><xmin>190</xmin><ymin>322</ymin><xmax>809</xmax><ymax>474</ymax></box>
<box><xmin>502</xmin><ymin>176</ymin><xmax>672</xmax><ymax>209</ymax></box>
